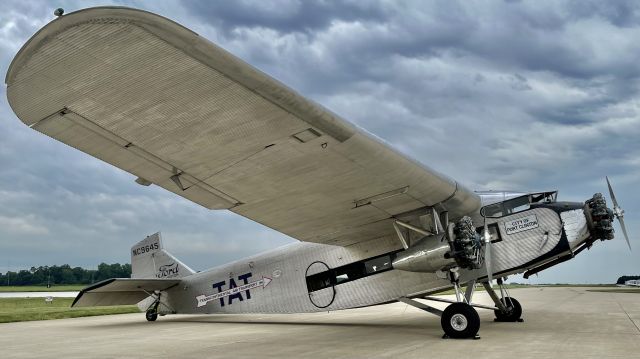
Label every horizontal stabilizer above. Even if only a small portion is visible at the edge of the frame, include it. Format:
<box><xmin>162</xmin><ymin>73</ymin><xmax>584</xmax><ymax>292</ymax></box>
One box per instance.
<box><xmin>71</xmin><ymin>278</ymin><xmax>181</xmax><ymax>307</ymax></box>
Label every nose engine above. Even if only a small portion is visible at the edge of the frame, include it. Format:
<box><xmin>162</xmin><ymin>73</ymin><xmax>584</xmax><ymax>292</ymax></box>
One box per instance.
<box><xmin>584</xmin><ymin>193</ymin><xmax>615</xmax><ymax>242</ymax></box>
<box><xmin>581</xmin><ymin>177</ymin><xmax>630</xmax><ymax>251</ymax></box>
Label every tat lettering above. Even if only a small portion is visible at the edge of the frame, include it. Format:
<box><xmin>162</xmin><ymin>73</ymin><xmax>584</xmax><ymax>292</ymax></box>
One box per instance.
<box><xmin>212</xmin><ymin>272</ymin><xmax>253</xmax><ymax>307</ymax></box>
<box><xmin>196</xmin><ymin>272</ymin><xmax>272</xmax><ymax>308</ymax></box>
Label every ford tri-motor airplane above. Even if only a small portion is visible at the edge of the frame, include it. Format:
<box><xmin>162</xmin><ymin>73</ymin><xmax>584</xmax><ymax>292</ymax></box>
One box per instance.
<box><xmin>5</xmin><ymin>7</ymin><xmax>631</xmax><ymax>338</ymax></box>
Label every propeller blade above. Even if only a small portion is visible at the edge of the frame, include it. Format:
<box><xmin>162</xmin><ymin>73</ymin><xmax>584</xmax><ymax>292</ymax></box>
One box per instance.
<box><xmin>483</xmin><ymin>223</ymin><xmax>493</xmax><ymax>287</ymax></box>
<box><xmin>605</xmin><ymin>176</ymin><xmax>631</xmax><ymax>252</ymax></box>
<box><xmin>606</xmin><ymin>176</ymin><xmax>619</xmax><ymax>208</ymax></box>
<box><xmin>618</xmin><ymin>216</ymin><xmax>632</xmax><ymax>252</ymax></box>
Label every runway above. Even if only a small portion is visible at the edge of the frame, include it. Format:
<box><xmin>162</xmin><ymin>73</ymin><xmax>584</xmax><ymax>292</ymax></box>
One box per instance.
<box><xmin>3</xmin><ymin>287</ymin><xmax>639</xmax><ymax>359</ymax></box>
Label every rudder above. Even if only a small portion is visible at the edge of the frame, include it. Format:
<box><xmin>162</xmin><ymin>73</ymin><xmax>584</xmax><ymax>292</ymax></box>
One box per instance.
<box><xmin>131</xmin><ymin>232</ymin><xmax>194</xmax><ymax>279</ymax></box>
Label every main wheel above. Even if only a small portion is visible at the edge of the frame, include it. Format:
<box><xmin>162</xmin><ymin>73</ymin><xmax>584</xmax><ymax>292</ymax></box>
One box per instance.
<box><xmin>145</xmin><ymin>309</ymin><xmax>158</xmax><ymax>322</ymax></box>
<box><xmin>494</xmin><ymin>297</ymin><xmax>522</xmax><ymax>322</ymax></box>
<box><xmin>441</xmin><ymin>302</ymin><xmax>480</xmax><ymax>339</ymax></box>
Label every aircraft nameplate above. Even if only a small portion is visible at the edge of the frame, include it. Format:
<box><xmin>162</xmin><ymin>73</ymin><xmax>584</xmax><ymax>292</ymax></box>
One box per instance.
<box><xmin>504</xmin><ymin>214</ymin><xmax>539</xmax><ymax>235</ymax></box>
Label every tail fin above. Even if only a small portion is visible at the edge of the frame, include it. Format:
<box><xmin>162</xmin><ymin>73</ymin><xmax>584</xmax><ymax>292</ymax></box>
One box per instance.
<box><xmin>131</xmin><ymin>232</ymin><xmax>195</xmax><ymax>279</ymax></box>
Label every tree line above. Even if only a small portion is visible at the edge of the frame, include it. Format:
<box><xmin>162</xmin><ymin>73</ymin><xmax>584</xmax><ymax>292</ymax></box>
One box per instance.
<box><xmin>0</xmin><ymin>263</ymin><xmax>131</xmax><ymax>286</ymax></box>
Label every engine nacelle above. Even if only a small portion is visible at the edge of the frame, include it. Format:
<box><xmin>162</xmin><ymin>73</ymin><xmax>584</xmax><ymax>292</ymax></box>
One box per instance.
<box><xmin>392</xmin><ymin>216</ymin><xmax>484</xmax><ymax>273</ymax></box>
<box><xmin>392</xmin><ymin>233</ymin><xmax>456</xmax><ymax>273</ymax></box>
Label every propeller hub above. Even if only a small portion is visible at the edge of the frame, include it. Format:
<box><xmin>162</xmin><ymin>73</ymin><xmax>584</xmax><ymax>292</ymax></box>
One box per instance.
<box><xmin>613</xmin><ymin>206</ymin><xmax>625</xmax><ymax>218</ymax></box>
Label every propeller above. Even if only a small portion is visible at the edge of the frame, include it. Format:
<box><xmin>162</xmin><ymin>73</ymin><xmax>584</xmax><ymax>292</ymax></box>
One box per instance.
<box><xmin>606</xmin><ymin>176</ymin><xmax>631</xmax><ymax>251</ymax></box>
<box><xmin>483</xmin><ymin>219</ymin><xmax>493</xmax><ymax>287</ymax></box>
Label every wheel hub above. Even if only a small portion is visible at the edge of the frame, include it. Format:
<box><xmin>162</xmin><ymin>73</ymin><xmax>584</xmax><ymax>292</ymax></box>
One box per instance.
<box><xmin>450</xmin><ymin>313</ymin><xmax>468</xmax><ymax>331</ymax></box>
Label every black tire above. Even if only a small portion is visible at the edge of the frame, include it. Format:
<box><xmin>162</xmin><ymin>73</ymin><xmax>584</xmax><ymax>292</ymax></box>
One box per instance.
<box><xmin>494</xmin><ymin>297</ymin><xmax>522</xmax><ymax>322</ymax></box>
<box><xmin>441</xmin><ymin>303</ymin><xmax>480</xmax><ymax>339</ymax></box>
<box><xmin>145</xmin><ymin>310</ymin><xmax>158</xmax><ymax>322</ymax></box>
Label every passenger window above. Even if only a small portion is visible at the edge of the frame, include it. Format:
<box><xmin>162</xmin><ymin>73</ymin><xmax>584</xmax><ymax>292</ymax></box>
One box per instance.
<box><xmin>335</xmin><ymin>273</ymin><xmax>349</xmax><ymax>284</ymax></box>
<box><xmin>334</xmin><ymin>262</ymin><xmax>366</xmax><ymax>284</ymax></box>
<box><xmin>305</xmin><ymin>252</ymin><xmax>398</xmax><ymax>292</ymax></box>
<box><xmin>364</xmin><ymin>255</ymin><xmax>392</xmax><ymax>274</ymax></box>
<box><xmin>306</xmin><ymin>271</ymin><xmax>333</xmax><ymax>292</ymax></box>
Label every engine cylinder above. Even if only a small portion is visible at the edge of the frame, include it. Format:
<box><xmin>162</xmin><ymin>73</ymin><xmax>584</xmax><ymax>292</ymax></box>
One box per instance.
<box><xmin>392</xmin><ymin>233</ymin><xmax>456</xmax><ymax>273</ymax></box>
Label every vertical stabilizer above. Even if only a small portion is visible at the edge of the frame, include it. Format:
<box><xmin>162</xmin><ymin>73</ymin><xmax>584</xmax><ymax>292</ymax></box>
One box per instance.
<box><xmin>131</xmin><ymin>232</ymin><xmax>195</xmax><ymax>279</ymax></box>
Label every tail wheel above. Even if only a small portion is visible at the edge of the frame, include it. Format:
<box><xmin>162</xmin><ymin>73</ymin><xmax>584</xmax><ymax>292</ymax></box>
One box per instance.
<box><xmin>441</xmin><ymin>302</ymin><xmax>480</xmax><ymax>339</ymax></box>
<box><xmin>494</xmin><ymin>297</ymin><xmax>522</xmax><ymax>322</ymax></box>
<box><xmin>145</xmin><ymin>309</ymin><xmax>158</xmax><ymax>322</ymax></box>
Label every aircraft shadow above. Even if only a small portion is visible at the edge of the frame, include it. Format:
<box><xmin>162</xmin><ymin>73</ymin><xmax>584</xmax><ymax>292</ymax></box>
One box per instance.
<box><xmin>80</xmin><ymin>314</ymin><xmax>440</xmax><ymax>332</ymax></box>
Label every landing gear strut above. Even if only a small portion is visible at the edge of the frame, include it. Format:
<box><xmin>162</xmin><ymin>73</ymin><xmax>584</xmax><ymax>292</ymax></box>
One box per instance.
<box><xmin>483</xmin><ymin>279</ymin><xmax>523</xmax><ymax>322</ymax></box>
<box><xmin>399</xmin><ymin>274</ymin><xmax>483</xmax><ymax>339</ymax></box>
<box><xmin>494</xmin><ymin>297</ymin><xmax>522</xmax><ymax>322</ymax></box>
<box><xmin>441</xmin><ymin>272</ymin><xmax>481</xmax><ymax>338</ymax></box>
<box><xmin>145</xmin><ymin>292</ymin><xmax>161</xmax><ymax>322</ymax></box>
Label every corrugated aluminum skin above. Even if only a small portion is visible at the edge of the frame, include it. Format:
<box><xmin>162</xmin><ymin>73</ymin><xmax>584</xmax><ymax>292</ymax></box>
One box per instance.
<box><xmin>489</xmin><ymin>208</ymin><xmax>563</xmax><ymax>272</ymax></box>
<box><xmin>461</xmin><ymin>207</ymin><xmax>565</xmax><ymax>282</ymax></box>
<box><xmin>6</xmin><ymin>7</ymin><xmax>479</xmax><ymax>247</ymax></box>
<box><xmin>160</xmin><ymin>206</ymin><xmax>564</xmax><ymax>314</ymax></box>
<box><xmin>165</xmin><ymin>237</ymin><xmax>452</xmax><ymax>314</ymax></box>
<box><xmin>561</xmin><ymin>209</ymin><xmax>590</xmax><ymax>249</ymax></box>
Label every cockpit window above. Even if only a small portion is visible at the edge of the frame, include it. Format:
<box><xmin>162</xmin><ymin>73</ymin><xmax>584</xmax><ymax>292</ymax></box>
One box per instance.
<box><xmin>481</xmin><ymin>196</ymin><xmax>529</xmax><ymax>218</ymax></box>
<box><xmin>481</xmin><ymin>191</ymin><xmax>556</xmax><ymax>218</ymax></box>
<box><xmin>482</xmin><ymin>202</ymin><xmax>505</xmax><ymax>217</ymax></box>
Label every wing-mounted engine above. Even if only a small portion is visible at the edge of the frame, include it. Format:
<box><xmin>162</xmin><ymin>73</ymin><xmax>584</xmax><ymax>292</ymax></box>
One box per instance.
<box><xmin>391</xmin><ymin>232</ymin><xmax>455</xmax><ymax>272</ymax></box>
<box><xmin>392</xmin><ymin>213</ymin><xmax>484</xmax><ymax>273</ymax></box>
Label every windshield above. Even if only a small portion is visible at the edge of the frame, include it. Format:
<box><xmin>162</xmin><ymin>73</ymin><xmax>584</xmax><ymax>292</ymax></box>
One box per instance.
<box><xmin>481</xmin><ymin>191</ymin><xmax>556</xmax><ymax>218</ymax></box>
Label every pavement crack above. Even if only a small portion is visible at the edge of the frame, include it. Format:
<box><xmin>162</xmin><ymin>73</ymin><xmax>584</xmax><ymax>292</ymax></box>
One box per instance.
<box><xmin>612</xmin><ymin>293</ymin><xmax>640</xmax><ymax>334</ymax></box>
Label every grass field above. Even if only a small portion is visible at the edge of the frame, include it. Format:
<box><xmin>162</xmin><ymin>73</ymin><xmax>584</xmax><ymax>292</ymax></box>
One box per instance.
<box><xmin>0</xmin><ymin>285</ymin><xmax>86</xmax><ymax>292</ymax></box>
<box><xmin>0</xmin><ymin>297</ymin><xmax>139</xmax><ymax>323</ymax></box>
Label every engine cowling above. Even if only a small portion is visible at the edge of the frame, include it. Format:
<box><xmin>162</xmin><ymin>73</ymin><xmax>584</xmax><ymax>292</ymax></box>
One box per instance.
<box><xmin>392</xmin><ymin>233</ymin><xmax>456</xmax><ymax>273</ymax></box>
<box><xmin>392</xmin><ymin>216</ymin><xmax>484</xmax><ymax>273</ymax></box>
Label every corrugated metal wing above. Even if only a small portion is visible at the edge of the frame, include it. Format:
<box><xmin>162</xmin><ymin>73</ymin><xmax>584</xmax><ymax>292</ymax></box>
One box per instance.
<box><xmin>6</xmin><ymin>7</ymin><xmax>480</xmax><ymax>246</ymax></box>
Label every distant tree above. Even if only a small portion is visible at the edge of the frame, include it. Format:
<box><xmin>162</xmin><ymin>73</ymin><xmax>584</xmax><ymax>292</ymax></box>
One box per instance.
<box><xmin>16</xmin><ymin>270</ymin><xmax>33</xmax><ymax>285</ymax></box>
<box><xmin>96</xmin><ymin>262</ymin><xmax>112</xmax><ymax>281</ymax></box>
<box><xmin>0</xmin><ymin>263</ymin><xmax>132</xmax><ymax>286</ymax></box>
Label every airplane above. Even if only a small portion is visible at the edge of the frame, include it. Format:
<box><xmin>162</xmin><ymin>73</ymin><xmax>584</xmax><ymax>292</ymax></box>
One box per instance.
<box><xmin>624</xmin><ymin>280</ymin><xmax>640</xmax><ymax>287</ymax></box>
<box><xmin>4</xmin><ymin>6</ymin><xmax>632</xmax><ymax>339</ymax></box>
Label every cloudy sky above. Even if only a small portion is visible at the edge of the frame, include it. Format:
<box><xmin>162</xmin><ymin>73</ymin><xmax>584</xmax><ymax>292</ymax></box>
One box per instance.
<box><xmin>1</xmin><ymin>0</ymin><xmax>638</xmax><ymax>284</ymax></box>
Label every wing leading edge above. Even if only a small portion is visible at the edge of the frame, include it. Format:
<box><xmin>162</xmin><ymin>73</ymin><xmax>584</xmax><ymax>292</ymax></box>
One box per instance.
<box><xmin>6</xmin><ymin>7</ymin><xmax>480</xmax><ymax>246</ymax></box>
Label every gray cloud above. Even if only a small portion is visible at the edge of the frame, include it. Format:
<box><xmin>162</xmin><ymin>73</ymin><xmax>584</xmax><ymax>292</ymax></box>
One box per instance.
<box><xmin>0</xmin><ymin>0</ymin><xmax>638</xmax><ymax>284</ymax></box>
<box><xmin>186</xmin><ymin>0</ymin><xmax>389</xmax><ymax>35</ymax></box>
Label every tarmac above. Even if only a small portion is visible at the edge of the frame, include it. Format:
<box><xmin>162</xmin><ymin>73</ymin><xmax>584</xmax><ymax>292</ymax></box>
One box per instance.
<box><xmin>2</xmin><ymin>287</ymin><xmax>639</xmax><ymax>359</ymax></box>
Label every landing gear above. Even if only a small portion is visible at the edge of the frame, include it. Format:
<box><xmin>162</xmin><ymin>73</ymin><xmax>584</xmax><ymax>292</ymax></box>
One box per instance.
<box><xmin>399</xmin><ymin>276</ymin><xmax>483</xmax><ymax>339</ymax></box>
<box><xmin>145</xmin><ymin>308</ymin><xmax>158</xmax><ymax>322</ymax></box>
<box><xmin>494</xmin><ymin>297</ymin><xmax>522</xmax><ymax>322</ymax></box>
<box><xmin>145</xmin><ymin>292</ymin><xmax>161</xmax><ymax>322</ymax></box>
<box><xmin>483</xmin><ymin>279</ymin><xmax>523</xmax><ymax>322</ymax></box>
<box><xmin>441</xmin><ymin>302</ymin><xmax>480</xmax><ymax>339</ymax></box>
